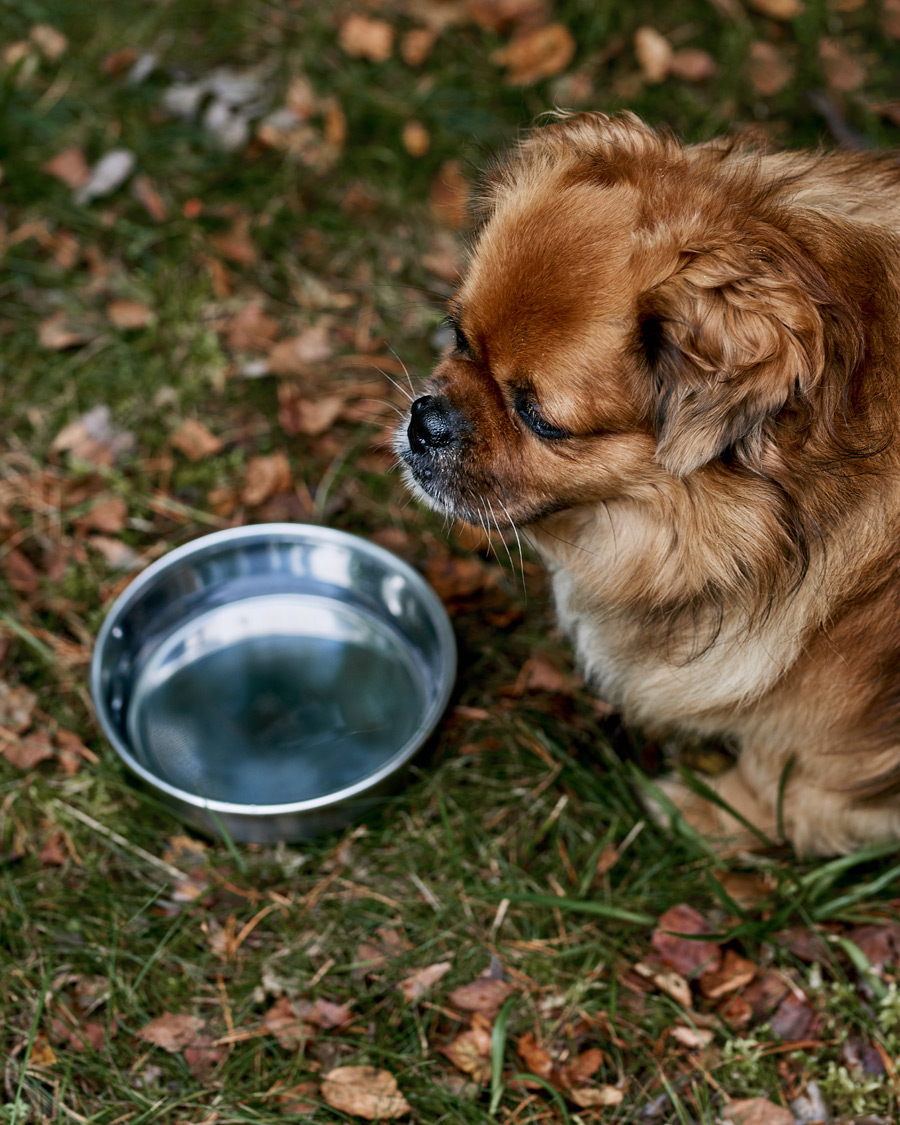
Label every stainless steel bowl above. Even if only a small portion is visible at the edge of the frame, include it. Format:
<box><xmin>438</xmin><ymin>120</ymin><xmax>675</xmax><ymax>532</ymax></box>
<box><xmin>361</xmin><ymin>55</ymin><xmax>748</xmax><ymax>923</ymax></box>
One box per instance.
<box><xmin>91</xmin><ymin>524</ymin><xmax>456</xmax><ymax>843</ymax></box>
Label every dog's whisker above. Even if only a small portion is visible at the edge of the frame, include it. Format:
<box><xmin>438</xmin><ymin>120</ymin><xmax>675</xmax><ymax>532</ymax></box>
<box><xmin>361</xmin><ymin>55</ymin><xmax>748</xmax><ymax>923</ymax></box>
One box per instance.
<box><xmin>496</xmin><ymin>497</ymin><xmax>527</xmax><ymax>590</ymax></box>
<box><xmin>387</xmin><ymin>344</ymin><xmax>417</xmax><ymax>399</ymax></box>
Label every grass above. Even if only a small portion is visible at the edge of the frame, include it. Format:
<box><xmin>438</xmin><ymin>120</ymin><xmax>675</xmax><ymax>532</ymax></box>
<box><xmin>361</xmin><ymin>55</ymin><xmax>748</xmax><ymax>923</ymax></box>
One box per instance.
<box><xmin>3</xmin><ymin>0</ymin><xmax>900</xmax><ymax>1121</ymax></box>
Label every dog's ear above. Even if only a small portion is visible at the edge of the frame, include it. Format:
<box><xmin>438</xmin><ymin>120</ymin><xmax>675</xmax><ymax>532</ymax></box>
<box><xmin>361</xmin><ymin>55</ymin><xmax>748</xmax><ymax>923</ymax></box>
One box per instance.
<box><xmin>636</xmin><ymin>237</ymin><xmax>837</xmax><ymax>476</ymax></box>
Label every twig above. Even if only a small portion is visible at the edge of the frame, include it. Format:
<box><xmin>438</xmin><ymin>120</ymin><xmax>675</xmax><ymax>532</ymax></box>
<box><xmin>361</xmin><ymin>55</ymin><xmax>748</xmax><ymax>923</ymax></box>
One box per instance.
<box><xmin>52</xmin><ymin>800</ymin><xmax>191</xmax><ymax>882</ymax></box>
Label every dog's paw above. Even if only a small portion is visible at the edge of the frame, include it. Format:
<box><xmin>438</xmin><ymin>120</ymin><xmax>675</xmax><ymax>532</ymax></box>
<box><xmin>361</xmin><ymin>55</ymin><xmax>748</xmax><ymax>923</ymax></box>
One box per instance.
<box><xmin>642</xmin><ymin>771</ymin><xmax>778</xmax><ymax>855</ymax></box>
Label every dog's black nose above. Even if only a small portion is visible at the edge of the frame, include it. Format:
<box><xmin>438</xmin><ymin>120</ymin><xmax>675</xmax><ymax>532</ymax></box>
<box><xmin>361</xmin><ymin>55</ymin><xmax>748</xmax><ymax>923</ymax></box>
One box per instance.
<box><xmin>407</xmin><ymin>395</ymin><xmax>458</xmax><ymax>453</ymax></box>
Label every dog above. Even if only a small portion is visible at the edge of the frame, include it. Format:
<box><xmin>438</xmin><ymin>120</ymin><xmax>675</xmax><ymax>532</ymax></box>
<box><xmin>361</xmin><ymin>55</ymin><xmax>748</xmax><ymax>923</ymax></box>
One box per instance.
<box><xmin>395</xmin><ymin>111</ymin><xmax>900</xmax><ymax>856</ymax></box>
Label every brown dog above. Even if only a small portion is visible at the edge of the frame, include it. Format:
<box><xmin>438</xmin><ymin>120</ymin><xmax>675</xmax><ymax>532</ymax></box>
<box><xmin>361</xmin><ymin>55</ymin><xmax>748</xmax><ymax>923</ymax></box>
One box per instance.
<box><xmin>396</xmin><ymin>112</ymin><xmax>900</xmax><ymax>856</ymax></box>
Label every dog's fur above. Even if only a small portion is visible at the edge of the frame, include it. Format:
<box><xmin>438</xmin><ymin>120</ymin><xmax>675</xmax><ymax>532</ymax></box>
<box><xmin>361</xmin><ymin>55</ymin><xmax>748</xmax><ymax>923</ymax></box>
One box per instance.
<box><xmin>396</xmin><ymin>112</ymin><xmax>900</xmax><ymax>856</ymax></box>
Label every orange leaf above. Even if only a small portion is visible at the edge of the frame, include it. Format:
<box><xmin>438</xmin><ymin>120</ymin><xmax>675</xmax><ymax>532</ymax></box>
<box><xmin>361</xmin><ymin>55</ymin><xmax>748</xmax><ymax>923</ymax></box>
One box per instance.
<box><xmin>398</xmin><ymin>960</ymin><xmax>452</xmax><ymax>1003</ymax></box>
<box><xmin>491</xmin><ymin>24</ymin><xmax>575</xmax><ymax>85</ymax></box>
<box><xmin>278</xmin><ymin>386</ymin><xmax>345</xmax><ymax>437</ymax></box>
<box><xmin>43</xmin><ymin>147</ymin><xmax>90</xmax><ymax>189</ymax></box>
<box><xmin>107</xmin><ymin>299</ymin><xmax>154</xmax><ymax>330</ymax></box>
<box><xmin>171</xmin><ymin>419</ymin><xmax>223</xmax><ymax>461</ymax></box>
<box><xmin>516</xmin><ymin>1031</ymin><xmax>553</xmax><ymax>1079</ymax></box>
<box><xmin>338</xmin><ymin>16</ymin><xmax>394</xmax><ymax>62</ymax></box>
<box><xmin>242</xmin><ymin>452</ymin><xmax>293</xmax><ymax>507</ymax></box>
<box><xmin>441</xmin><ymin>1017</ymin><xmax>493</xmax><ymax>1083</ymax></box>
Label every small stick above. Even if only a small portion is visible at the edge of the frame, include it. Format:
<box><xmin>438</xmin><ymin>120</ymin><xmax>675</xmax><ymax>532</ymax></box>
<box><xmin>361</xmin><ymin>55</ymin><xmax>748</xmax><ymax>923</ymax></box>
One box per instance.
<box><xmin>52</xmin><ymin>800</ymin><xmax>191</xmax><ymax>882</ymax></box>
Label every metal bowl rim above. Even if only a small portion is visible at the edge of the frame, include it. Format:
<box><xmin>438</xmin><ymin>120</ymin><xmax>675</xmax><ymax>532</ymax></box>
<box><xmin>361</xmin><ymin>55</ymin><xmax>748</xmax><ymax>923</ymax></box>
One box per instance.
<box><xmin>90</xmin><ymin>522</ymin><xmax>457</xmax><ymax>817</ymax></box>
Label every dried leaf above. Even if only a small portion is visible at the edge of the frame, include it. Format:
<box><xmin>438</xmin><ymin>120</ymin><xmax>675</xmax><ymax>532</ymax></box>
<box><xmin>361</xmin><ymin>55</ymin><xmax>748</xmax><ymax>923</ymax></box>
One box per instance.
<box><xmin>40</xmin><ymin>830</ymin><xmax>69</xmax><ymax>866</ymax></box>
<box><xmin>442</xmin><ymin>1016</ymin><xmax>493</xmax><ymax>1083</ymax></box>
<box><xmin>747</xmin><ymin>41</ymin><xmax>795</xmax><ymax>96</ymax></box>
<box><xmin>0</xmin><ymin>682</ymin><xmax>37</xmax><ymax>732</ymax></box>
<box><xmin>210</xmin><ymin>213</ymin><xmax>258</xmax><ymax>264</ymax></box>
<box><xmin>89</xmin><ymin>535</ymin><xmax>143</xmax><ymax>571</ymax></box>
<box><xmin>447</xmin><ymin>977</ymin><xmax>513</xmax><ymax>1019</ymax></box>
<box><xmin>132</xmin><ymin>174</ymin><xmax>168</xmax><ymax>221</ymax></box>
<box><xmin>651</xmin><ymin>904</ymin><xmax>721</xmax><ymax>977</ymax></box>
<box><xmin>242</xmin><ymin>452</ymin><xmax>293</xmax><ymax>507</ymax></box>
<box><xmin>818</xmin><ymin>38</ymin><xmax>866</xmax><ymax>91</ymax></box>
<box><xmin>338</xmin><ymin>16</ymin><xmax>395</xmax><ymax>62</ymax></box>
<box><xmin>568</xmin><ymin>1086</ymin><xmax>624</xmax><ymax>1108</ymax></box>
<box><xmin>43</xmin><ymin>147</ymin><xmax>91</xmax><ymax>189</ymax></box>
<box><xmin>402</xmin><ymin>120</ymin><xmax>430</xmax><ymax>157</ymax></box>
<box><xmin>633</xmin><ymin>961</ymin><xmax>693</xmax><ymax>1007</ymax></box>
<box><xmin>516</xmin><ymin>1031</ymin><xmax>553</xmax><ymax>1078</ymax></box>
<box><xmin>398</xmin><ymin>960</ymin><xmax>452</xmax><ymax>1003</ymax></box>
<box><xmin>38</xmin><ymin>312</ymin><xmax>92</xmax><ymax>351</ymax></box>
<box><xmin>320</xmin><ymin>1066</ymin><xmax>411</xmax><ymax>1119</ymax></box>
<box><xmin>107</xmin><ymin>299</ymin><xmax>154</xmax><ymax>329</ymax></box>
<box><xmin>3</xmin><ymin>550</ymin><xmax>39</xmax><ymax>595</ymax></box>
<box><xmin>724</xmin><ymin>1097</ymin><xmax>794</xmax><ymax>1125</ymax></box>
<box><xmin>264</xmin><ymin>996</ymin><xmax>314</xmax><ymax>1047</ymax></box>
<box><xmin>2</xmin><ymin>730</ymin><xmax>55</xmax><ymax>770</ymax></box>
<box><xmin>75</xmin><ymin>149</ymin><xmax>136</xmax><ymax>205</ymax></box>
<box><xmin>78</xmin><ymin>496</ymin><xmax>128</xmax><ymax>534</ymax></box>
<box><xmin>883</xmin><ymin>0</ymin><xmax>900</xmax><ymax>38</ymax></box>
<box><xmin>278</xmin><ymin>386</ymin><xmax>345</xmax><ymax>437</ymax></box>
<box><xmin>467</xmin><ymin>0</ymin><xmax>549</xmax><ymax>32</ymax></box>
<box><xmin>52</xmin><ymin>405</ymin><xmax>136</xmax><ymax>466</ymax></box>
<box><xmin>102</xmin><ymin>46</ymin><xmax>139</xmax><ymax>76</ymax></box>
<box><xmin>30</xmin><ymin>24</ymin><xmax>67</xmax><ymax>60</ymax></box>
<box><xmin>171</xmin><ymin>419</ymin><xmax>223</xmax><ymax>461</ymax></box>
<box><xmin>669</xmin><ymin>48</ymin><xmax>718</xmax><ymax>82</ymax></box>
<box><xmin>226</xmin><ymin>300</ymin><xmax>280</xmax><ymax>351</ymax></box>
<box><xmin>769</xmin><ymin>990</ymin><xmax>817</xmax><ymax>1040</ymax></box>
<box><xmin>426</xmin><ymin>555</ymin><xmax>491</xmax><ymax>601</ymax></box>
<box><xmin>713</xmin><ymin>870</ymin><xmax>772</xmax><ymax>910</ymax></box>
<box><xmin>137</xmin><ymin>1013</ymin><xmax>206</xmax><ymax>1052</ymax></box>
<box><xmin>184</xmin><ymin>1034</ymin><xmax>226</xmax><ymax>1077</ymax></box>
<box><xmin>746</xmin><ymin>0</ymin><xmax>803</xmax><ymax>16</ymax></box>
<box><xmin>276</xmin><ymin>1080</ymin><xmax>319</xmax><ymax>1115</ymax></box>
<box><xmin>699</xmin><ymin>950</ymin><xmax>758</xmax><ymax>1000</ymax></box>
<box><xmin>400</xmin><ymin>27</ymin><xmax>438</xmax><ymax>66</ymax></box>
<box><xmin>491</xmin><ymin>24</ymin><xmax>576</xmax><ymax>85</ymax></box>
<box><xmin>845</xmin><ymin>923</ymin><xmax>900</xmax><ymax>969</ymax></box>
<box><xmin>670</xmin><ymin>1025</ymin><xmax>715</xmax><ymax>1049</ymax></box>
<box><xmin>634</xmin><ymin>27</ymin><xmax>673</xmax><ymax>83</ymax></box>
<box><xmin>266</xmin><ymin>326</ymin><xmax>333</xmax><ymax>375</ymax></box>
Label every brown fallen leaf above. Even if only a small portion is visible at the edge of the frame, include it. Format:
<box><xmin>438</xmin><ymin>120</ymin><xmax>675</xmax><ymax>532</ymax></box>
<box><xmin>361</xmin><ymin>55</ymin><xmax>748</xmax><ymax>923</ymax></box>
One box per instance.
<box><xmin>30</xmin><ymin>24</ymin><xmax>67</xmax><ymax>60</ymax></box>
<box><xmin>746</xmin><ymin>0</ymin><xmax>803</xmax><ymax>16</ymax></box>
<box><xmin>102</xmin><ymin>46</ymin><xmax>138</xmax><ymax>75</ymax></box>
<box><xmin>137</xmin><ymin>1013</ymin><xmax>206</xmax><ymax>1052</ymax></box>
<box><xmin>264</xmin><ymin>996</ymin><xmax>315</xmax><ymax>1048</ymax></box>
<box><xmin>276</xmin><ymin>1080</ymin><xmax>319</xmax><ymax>1115</ymax></box>
<box><xmin>634</xmin><ymin>26</ymin><xmax>672</xmax><ymax>83</ymax></box>
<box><xmin>633</xmin><ymin>961</ymin><xmax>693</xmax><ymax>1007</ymax></box>
<box><xmin>747</xmin><ymin>41</ymin><xmax>796</xmax><ymax>97</ymax></box>
<box><xmin>242</xmin><ymin>452</ymin><xmax>293</xmax><ymax>507</ymax></box>
<box><xmin>2</xmin><ymin>730</ymin><xmax>55</xmax><ymax>770</ymax></box>
<box><xmin>400</xmin><ymin>27</ymin><xmax>438</xmax><ymax>66</ymax></box>
<box><xmin>670</xmin><ymin>1025</ymin><xmax>715</xmax><ymax>1049</ymax></box>
<box><xmin>442</xmin><ymin>1014</ymin><xmax>493</xmax><ymax>1083</ymax></box>
<box><xmin>43</xmin><ymin>147</ymin><xmax>91</xmax><ymax>189</ymax></box>
<box><xmin>398</xmin><ymin>960</ymin><xmax>453</xmax><ymax>1003</ymax></box>
<box><xmin>320</xmin><ymin>1066</ymin><xmax>410</xmax><ymax>1119</ymax></box>
<box><xmin>56</xmin><ymin>728</ymin><xmax>100</xmax><ymax>768</ymax></box>
<box><xmin>699</xmin><ymin>949</ymin><xmax>758</xmax><ymax>1000</ymax></box>
<box><xmin>651</xmin><ymin>903</ymin><xmax>721</xmax><ymax>977</ymax></box>
<box><xmin>226</xmin><ymin>299</ymin><xmax>280</xmax><ymax>352</ymax></box>
<box><xmin>818</xmin><ymin>38</ymin><xmax>866</xmax><ymax>92</ymax></box>
<box><xmin>468</xmin><ymin>0</ymin><xmax>549</xmax><ymax>32</ymax></box>
<box><xmin>209</xmin><ymin>212</ymin><xmax>258</xmax><ymax>264</ymax></box>
<box><xmin>184</xmin><ymin>1034</ymin><xmax>226</xmax><ymax>1077</ymax></box>
<box><xmin>3</xmin><ymin>550</ymin><xmax>39</xmax><ymax>595</ymax></box>
<box><xmin>884</xmin><ymin>0</ymin><xmax>900</xmax><ymax>38</ymax></box>
<box><xmin>338</xmin><ymin>15</ymin><xmax>394</xmax><ymax>62</ymax></box>
<box><xmin>568</xmin><ymin>1086</ymin><xmax>624</xmax><ymax>1108</ymax></box>
<box><xmin>447</xmin><ymin>976</ymin><xmax>513</xmax><ymax>1019</ymax></box>
<box><xmin>769</xmin><ymin>990</ymin><xmax>818</xmax><ymax>1040</ymax></box>
<box><xmin>669</xmin><ymin>47</ymin><xmax>717</xmax><ymax>82</ymax></box>
<box><xmin>0</xmin><ymin>682</ymin><xmax>37</xmax><ymax>732</ymax></box>
<box><xmin>131</xmin><ymin>175</ymin><xmax>167</xmax><ymax>221</ymax></box>
<box><xmin>52</xmin><ymin>405</ymin><xmax>136</xmax><ymax>466</ymax></box>
<box><xmin>171</xmin><ymin>418</ymin><xmax>223</xmax><ymax>461</ymax></box>
<box><xmin>278</xmin><ymin>386</ymin><xmax>345</xmax><ymax>437</ymax></box>
<box><xmin>77</xmin><ymin>495</ymin><xmax>128</xmax><ymax>534</ymax></box>
<box><xmin>516</xmin><ymin>1031</ymin><xmax>553</xmax><ymax>1079</ymax></box>
<box><xmin>40</xmin><ymin>830</ymin><xmax>70</xmax><ymax>867</ymax></box>
<box><xmin>491</xmin><ymin>23</ymin><xmax>576</xmax><ymax>85</ymax></box>
<box><xmin>425</xmin><ymin>555</ymin><xmax>492</xmax><ymax>601</ymax></box>
<box><xmin>402</xmin><ymin>120</ymin><xmax>430</xmax><ymax>157</ymax></box>
<box><xmin>107</xmin><ymin>298</ymin><xmax>154</xmax><ymax>330</ymax></box>
<box><xmin>38</xmin><ymin>311</ymin><xmax>93</xmax><ymax>351</ymax></box>
<box><xmin>266</xmin><ymin>326</ymin><xmax>333</xmax><ymax>375</ymax></box>
<box><xmin>724</xmin><ymin>1097</ymin><xmax>793</xmax><ymax>1125</ymax></box>
<box><xmin>845</xmin><ymin>922</ymin><xmax>900</xmax><ymax>970</ymax></box>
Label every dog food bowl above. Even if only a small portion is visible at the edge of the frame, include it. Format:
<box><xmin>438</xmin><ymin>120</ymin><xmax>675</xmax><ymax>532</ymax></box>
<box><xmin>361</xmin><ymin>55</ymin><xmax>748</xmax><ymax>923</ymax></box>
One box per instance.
<box><xmin>91</xmin><ymin>524</ymin><xmax>456</xmax><ymax>843</ymax></box>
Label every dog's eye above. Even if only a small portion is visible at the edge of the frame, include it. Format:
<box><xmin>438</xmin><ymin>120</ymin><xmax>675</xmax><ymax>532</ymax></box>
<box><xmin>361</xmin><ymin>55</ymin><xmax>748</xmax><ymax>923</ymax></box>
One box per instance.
<box><xmin>445</xmin><ymin>315</ymin><xmax>472</xmax><ymax>358</ymax></box>
<box><xmin>514</xmin><ymin>390</ymin><xmax>570</xmax><ymax>441</ymax></box>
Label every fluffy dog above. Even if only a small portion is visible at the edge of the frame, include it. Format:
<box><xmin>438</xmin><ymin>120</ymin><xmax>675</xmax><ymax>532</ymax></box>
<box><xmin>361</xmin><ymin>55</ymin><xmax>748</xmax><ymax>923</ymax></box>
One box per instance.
<box><xmin>396</xmin><ymin>112</ymin><xmax>900</xmax><ymax>856</ymax></box>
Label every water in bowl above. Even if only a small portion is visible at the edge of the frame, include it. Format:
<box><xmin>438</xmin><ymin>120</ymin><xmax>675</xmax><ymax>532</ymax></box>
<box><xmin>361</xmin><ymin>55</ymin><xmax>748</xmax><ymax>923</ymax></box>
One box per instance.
<box><xmin>126</xmin><ymin>594</ymin><xmax>426</xmax><ymax>806</ymax></box>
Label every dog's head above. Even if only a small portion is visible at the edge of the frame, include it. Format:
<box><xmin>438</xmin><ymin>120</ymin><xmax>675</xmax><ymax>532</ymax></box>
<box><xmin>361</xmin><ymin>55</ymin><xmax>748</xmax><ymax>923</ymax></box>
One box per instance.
<box><xmin>397</xmin><ymin>113</ymin><xmax>875</xmax><ymax>529</ymax></box>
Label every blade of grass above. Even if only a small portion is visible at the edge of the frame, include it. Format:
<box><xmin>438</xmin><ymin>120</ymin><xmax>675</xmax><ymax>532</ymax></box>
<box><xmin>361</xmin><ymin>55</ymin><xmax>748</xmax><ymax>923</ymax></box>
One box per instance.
<box><xmin>502</xmin><ymin>892</ymin><xmax>655</xmax><ymax>926</ymax></box>
<box><xmin>508</xmin><ymin>1074</ymin><xmax>572</xmax><ymax>1124</ymax></box>
<box><xmin>489</xmin><ymin>994</ymin><xmax>516</xmax><ymax>1116</ymax></box>
<box><xmin>675</xmin><ymin>765</ymin><xmax>776</xmax><ymax>850</ymax></box>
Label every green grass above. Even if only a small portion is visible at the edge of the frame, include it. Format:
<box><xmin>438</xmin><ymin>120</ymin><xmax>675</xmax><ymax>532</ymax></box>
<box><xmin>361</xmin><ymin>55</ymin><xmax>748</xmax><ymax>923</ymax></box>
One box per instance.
<box><xmin>3</xmin><ymin>0</ymin><xmax>900</xmax><ymax>1121</ymax></box>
